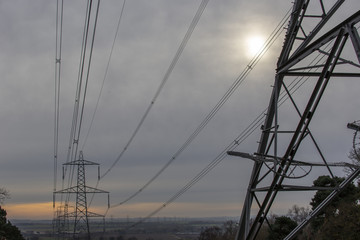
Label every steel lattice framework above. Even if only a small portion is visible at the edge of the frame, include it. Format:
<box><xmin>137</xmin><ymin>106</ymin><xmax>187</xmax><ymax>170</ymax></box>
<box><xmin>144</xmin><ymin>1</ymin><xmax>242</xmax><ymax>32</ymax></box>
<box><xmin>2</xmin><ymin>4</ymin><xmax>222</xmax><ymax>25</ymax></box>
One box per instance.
<box><xmin>228</xmin><ymin>0</ymin><xmax>360</xmax><ymax>239</ymax></box>
<box><xmin>54</xmin><ymin>151</ymin><xmax>109</xmax><ymax>239</ymax></box>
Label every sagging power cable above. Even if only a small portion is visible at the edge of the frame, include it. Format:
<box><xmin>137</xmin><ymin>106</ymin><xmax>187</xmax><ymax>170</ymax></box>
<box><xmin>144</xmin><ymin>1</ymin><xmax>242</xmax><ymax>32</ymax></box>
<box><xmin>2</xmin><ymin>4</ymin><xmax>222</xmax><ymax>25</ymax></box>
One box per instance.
<box><xmin>108</xmin><ymin>6</ymin><xmax>292</xmax><ymax>208</ymax></box>
<box><xmin>100</xmin><ymin>0</ymin><xmax>210</xmax><ymax>179</ymax></box>
<box><xmin>82</xmin><ymin>0</ymin><xmax>127</xmax><ymax>150</ymax></box>
<box><xmin>117</xmin><ymin>48</ymin><xmax>327</xmax><ymax>228</ymax></box>
<box><xmin>89</xmin><ymin>0</ymin><xmax>210</xmax><ymax>209</ymax></box>
<box><xmin>118</xmin><ymin>24</ymin><xmax>341</xmax><ymax>225</ymax></box>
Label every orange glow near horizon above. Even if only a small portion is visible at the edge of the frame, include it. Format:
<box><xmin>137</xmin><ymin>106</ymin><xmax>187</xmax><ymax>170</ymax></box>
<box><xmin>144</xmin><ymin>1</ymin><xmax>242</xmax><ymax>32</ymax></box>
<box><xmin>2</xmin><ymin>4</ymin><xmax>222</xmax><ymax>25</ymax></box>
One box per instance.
<box><xmin>3</xmin><ymin>202</ymin><xmax>108</xmax><ymax>220</ymax></box>
<box><xmin>2</xmin><ymin>201</ymin><xmax>243</xmax><ymax>220</ymax></box>
<box><xmin>4</xmin><ymin>202</ymin><xmax>54</xmax><ymax>220</ymax></box>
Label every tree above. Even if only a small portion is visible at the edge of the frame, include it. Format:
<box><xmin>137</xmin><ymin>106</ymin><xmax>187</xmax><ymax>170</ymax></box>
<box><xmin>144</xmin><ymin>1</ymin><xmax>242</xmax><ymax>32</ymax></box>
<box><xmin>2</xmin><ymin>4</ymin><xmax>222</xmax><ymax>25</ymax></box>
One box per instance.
<box><xmin>198</xmin><ymin>226</ymin><xmax>222</xmax><ymax>240</ymax></box>
<box><xmin>198</xmin><ymin>221</ymin><xmax>238</xmax><ymax>240</ymax></box>
<box><xmin>287</xmin><ymin>205</ymin><xmax>310</xmax><ymax>224</ymax></box>
<box><xmin>0</xmin><ymin>188</ymin><xmax>10</xmax><ymax>204</ymax></box>
<box><xmin>267</xmin><ymin>216</ymin><xmax>297</xmax><ymax>240</ymax></box>
<box><xmin>316</xmin><ymin>200</ymin><xmax>360</xmax><ymax>240</ymax></box>
<box><xmin>310</xmin><ymin>175</ymin><xmax>359</xmax><ymax>231</ymax></box>
<box><xmin>0</xmin><ymin>206</ymin><xmax>25</xmax><ymax>240</ymax></box>
<box><xmin>221</xmin><ymin>220</ymin><xmax>237</xmax><ymax>239</ymax></box>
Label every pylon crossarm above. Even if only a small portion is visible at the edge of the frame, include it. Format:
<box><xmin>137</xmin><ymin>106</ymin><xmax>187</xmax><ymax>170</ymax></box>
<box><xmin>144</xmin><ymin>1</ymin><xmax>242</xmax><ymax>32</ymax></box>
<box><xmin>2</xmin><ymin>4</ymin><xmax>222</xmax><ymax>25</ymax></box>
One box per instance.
<box><xmin>64</xmin><ymin>159</ymin><xmax>100</xmax><ymax>166</ymax></box>
<box><xmin>54</xmin><ymin>186</ymin><xmax>108</xmax><ymax>194</ymax></box>
<box><xmin>66</xmin><ymin>211</ymin><xmax>104</xmax><ymax>218</ymax></box>
<box><xmin>84</xmin><ymin>186</ymin><xmax>109</xmax><ymax>194</ymax></box>
<box><xmin>86</xmin><ymin>211</ymin><xmax>105</xmax><ymax>218</ymax></box>
<box><xmin>229</xmin><ymin>151</ymin><xmax>355</xmax><ymax>168</ymax></box>
<box><xmin>282</xmin><ymin>72</ymin><xmax>360</xmax><ymax>77</ymax></box>
<box><xmin>54</xmin><ymin>186</ymin><xmax>78</xmax><ymax>194</ymax></box>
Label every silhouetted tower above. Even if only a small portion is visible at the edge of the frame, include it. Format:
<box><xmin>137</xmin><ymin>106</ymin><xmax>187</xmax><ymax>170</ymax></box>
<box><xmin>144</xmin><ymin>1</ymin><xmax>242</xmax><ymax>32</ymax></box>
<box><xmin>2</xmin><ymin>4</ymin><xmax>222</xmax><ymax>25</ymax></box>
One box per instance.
<box><xmin>228</xmin><ymin>0</ymin><xmax>360</xmax><ymax>239</ymax></box>
<box><xmin>53</xmin><ymin>203</ymin><xmax>73</xmax><ymax>239</ymax></box>
<box><xmin>55</xmin><ymin>151</ymin><xmax>109</xmax><ymax>239</ymax></box>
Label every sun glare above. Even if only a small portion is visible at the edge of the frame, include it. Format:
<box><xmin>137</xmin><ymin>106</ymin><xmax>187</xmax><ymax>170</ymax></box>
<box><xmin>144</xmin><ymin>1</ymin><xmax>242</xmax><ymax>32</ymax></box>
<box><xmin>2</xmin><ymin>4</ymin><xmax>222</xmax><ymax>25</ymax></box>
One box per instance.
<box><xmin>246</xmin><ymin>35</ymin><xmax>265</xmax><ymax>58</ymax></box>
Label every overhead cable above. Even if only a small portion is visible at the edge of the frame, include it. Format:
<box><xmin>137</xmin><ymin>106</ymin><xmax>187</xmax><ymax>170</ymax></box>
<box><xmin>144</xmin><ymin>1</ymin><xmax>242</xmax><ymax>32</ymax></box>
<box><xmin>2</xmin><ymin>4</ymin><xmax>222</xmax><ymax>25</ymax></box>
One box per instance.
<box><xmin>109</xmin><ymin>6</ymin><xmax>292</xmax><ymax>208</ymax></box>
<box><xmin>100</xmin><ymin>0</ymin><xmax>210</xmax><ymax>179</ymax></box>
<box><xmin>82</xmin><ymin>0</ymin><xmax>127</xmax><ymax>150</ymax></box>
<box><xmin>75</xmin><ymin>0</ymin><xmax>101</xmax><ymax>156</ymax></box>
<box><xmin>65</xmin><ymin>0</ymin><xmax>95</xmax><ymax>204</ymax></box>
<box><xmin>64</xmin><ymin>0</ymin><xmax>91</xmax><ymax>178</ymax></box>
<box><xmin>54</xmin><ymin>0</ymin><xmax>63</xmax><ymax>196</ymax></box>
<box><xmin>119</xmin><ymin>25</ymin><xmax>339</xmax><ymax>226</ymax></box>
<box><xmin>59</xmin><ymin>0</ymin><xmax>101</xmax><ymax>205</ymax></box>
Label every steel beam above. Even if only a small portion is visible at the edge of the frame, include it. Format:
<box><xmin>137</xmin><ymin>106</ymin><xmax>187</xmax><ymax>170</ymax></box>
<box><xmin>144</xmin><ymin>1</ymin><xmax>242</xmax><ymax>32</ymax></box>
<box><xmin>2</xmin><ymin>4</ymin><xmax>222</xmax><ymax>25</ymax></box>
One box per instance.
<box><xmin>232</xmin><ymin>1</ymin><xmax>360</xmax><ymax>239</ymax></box>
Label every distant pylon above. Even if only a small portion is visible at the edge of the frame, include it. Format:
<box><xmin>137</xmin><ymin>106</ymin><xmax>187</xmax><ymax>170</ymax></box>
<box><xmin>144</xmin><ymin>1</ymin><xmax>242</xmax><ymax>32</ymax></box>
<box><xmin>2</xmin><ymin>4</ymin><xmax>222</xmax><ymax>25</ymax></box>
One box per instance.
<box><xmin>53</xmin><ymin>203</ymin><xmax>72</xmax><ymax>239</ymax></box>
<box><xmin>54</xmin><ymin>151</ymin><xmax>109</xmax><ymax>239</ymax></box>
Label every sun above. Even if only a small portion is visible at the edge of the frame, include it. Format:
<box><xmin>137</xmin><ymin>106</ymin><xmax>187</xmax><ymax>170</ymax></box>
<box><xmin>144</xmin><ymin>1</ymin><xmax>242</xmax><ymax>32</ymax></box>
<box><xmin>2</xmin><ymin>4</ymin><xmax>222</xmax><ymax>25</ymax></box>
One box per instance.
<box><xmin>245</xmin><ymin>35</ymin><xmax>266</xmax><ymax>58</ymax></box>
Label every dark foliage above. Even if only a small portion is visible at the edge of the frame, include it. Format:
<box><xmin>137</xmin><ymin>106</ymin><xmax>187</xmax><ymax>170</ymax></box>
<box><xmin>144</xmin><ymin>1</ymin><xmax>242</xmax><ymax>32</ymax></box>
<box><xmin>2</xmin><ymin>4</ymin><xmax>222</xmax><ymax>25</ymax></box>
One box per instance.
<box><xmin>0</xmin><ymin>188</ymin><xmax>10</xmax><ymax>204</ymax></box>
<box><xmin>0</xmin><ymin>206</ymin><xmax>25</xmax><ymax>240</ymax></box>
<box><xmin>267</xmin><ymin>216</ymin><xmax>297</xmax><ymax>240</ymax></box>
<box><xmin>310</xmin><ymin>175</ymin><xmax>359</xmax><ymax>231</ymax></box>
<box><xmin>198</xmin><ymin>220</ymin><xmax>237</xmax><ymax>240</ymax></box>
<box><xmin>198</xmin><ymin>226</ymin><xmax>222</xmax><ymax>240</ymax></box>
<box><xmin>317</xmin><ymin>201</ymin><xmax>360</xmax><ymax>240</ymax></box>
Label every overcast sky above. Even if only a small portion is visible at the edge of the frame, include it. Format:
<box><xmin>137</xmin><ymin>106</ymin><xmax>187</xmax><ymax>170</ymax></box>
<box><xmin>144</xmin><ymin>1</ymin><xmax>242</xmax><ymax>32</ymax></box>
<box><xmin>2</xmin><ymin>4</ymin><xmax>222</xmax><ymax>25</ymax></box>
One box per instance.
<box><xmin>0</xmin><ymin>0</ymin><xmax>360</xmax><ymax>220</ymax></box>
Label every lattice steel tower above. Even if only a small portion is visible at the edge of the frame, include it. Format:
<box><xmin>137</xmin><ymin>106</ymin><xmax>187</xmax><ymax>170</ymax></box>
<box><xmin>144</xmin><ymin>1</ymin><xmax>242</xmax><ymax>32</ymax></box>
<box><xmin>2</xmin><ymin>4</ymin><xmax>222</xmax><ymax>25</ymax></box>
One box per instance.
<box><xmin>54</xmin><ymin>151</ymin><xmax>109</xmax><ymax>239</ymax></box>
<box><xmin>228</xmin><ymin>0</ymin><xmax>360</xmax><ymax>239</ymax></box>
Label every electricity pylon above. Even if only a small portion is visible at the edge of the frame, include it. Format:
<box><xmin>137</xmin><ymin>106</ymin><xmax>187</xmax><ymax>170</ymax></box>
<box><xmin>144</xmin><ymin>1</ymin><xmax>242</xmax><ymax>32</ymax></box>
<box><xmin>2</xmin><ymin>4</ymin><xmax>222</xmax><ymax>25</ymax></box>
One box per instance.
<box><xmin>228</xmin><ymin>1</ymin><xmax>360</xmax><ymax>239</ymax></box>
<box><xmin>54</xmin><ymin>151</ymin><xmax>109</xmax><ymax>239</ymax></box>
<box><xmin>53</xmin><ymin>203</ymin><xmax>72</xmax><ymax>239</ymax></box>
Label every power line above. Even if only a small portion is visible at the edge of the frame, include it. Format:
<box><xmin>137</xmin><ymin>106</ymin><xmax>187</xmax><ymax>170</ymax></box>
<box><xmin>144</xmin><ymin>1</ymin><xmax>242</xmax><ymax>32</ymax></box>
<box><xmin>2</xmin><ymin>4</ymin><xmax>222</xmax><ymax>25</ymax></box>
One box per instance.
<box><xmin>120</xmin><ymin>103</ymin><xmax>268</xmax><ymax>227</ymax></box>
<box><xmin>75</xmin><ymin>0</ymin><xmax>101</xmax><ymax>154</ymax></box>
<box><xmin>54</xmin><ymin>0</ymin><xmax>63</xmax><ymax>194</ymax></box>
<box><xmin>121</xmin><ymin>10</ymin><xmax>360</xmax><ymax>214</ymax></box>
<box><xmin>109</xmin><ymin>5</ymin><xmax>345</xmax><ymax>223</ymax></box>
<box><xmin>117</xmin><ymin>39</ymin><xmax>334</xmax><ymax>228</ymax></box>
<box><xmin>64</xmin><ymin>0</ymin><xmax>94</xmax><ymax>206</ymax></box>
<box><xmin>82</xmin><ymin>0</ymin><xmax>127</xmax><ymax>150</ymax></box>
<box><xmin>100</xmin><ymin>0</ymin><xmax>210</xmax><ymax>179</ymax></box>
<box><xmin>63</xmin><ymin>0</ymin><xmax>91</xmax><ymax>185</ymax></box>
<box><xmin>109</xmin><ymin>6</ymin><xmax>292</xmax><ymax>208</ymax></box>
<box><xmin>89</xmin><ymin>0</ymin><xmax>210</xmax><ymax>209</ymax></box>
<box><xmin>58</xmin><ymin>0</ymin><xmax>93</xmax><ymax>209</ymax></box>
<box><xmin>56</xmin><ymin>0</ymin><xmax>101</xmax><ymax>208</ymax></box>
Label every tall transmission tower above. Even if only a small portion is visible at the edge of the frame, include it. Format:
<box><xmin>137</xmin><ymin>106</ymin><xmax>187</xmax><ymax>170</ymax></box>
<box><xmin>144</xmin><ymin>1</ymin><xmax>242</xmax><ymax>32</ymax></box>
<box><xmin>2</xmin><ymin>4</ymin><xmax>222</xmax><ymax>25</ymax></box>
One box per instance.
<box><xmin>228</xmin><ymin>0</ymin><xmax>360</xmax><ymax>239</ymax></box>
<box><xmin>54</xmin><ymin>151</ymin><xmax>109</xmax><ymax>239</ymax></box>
